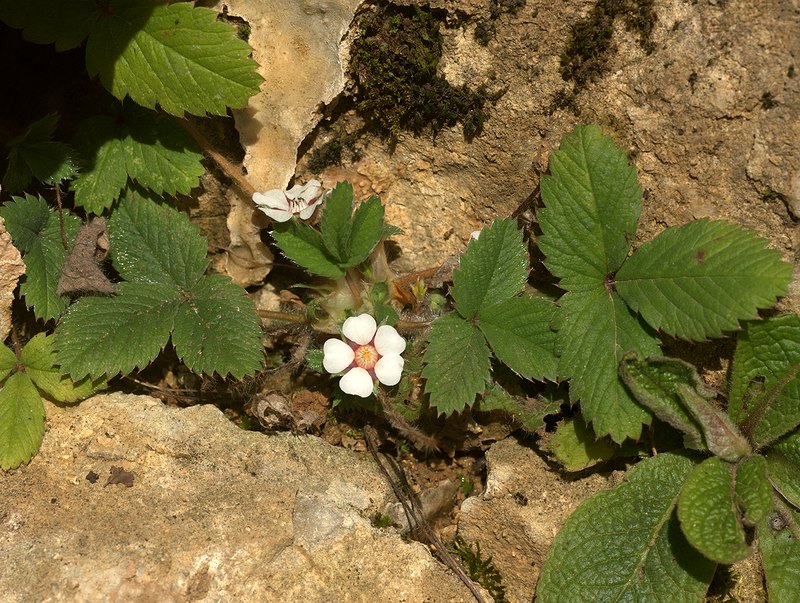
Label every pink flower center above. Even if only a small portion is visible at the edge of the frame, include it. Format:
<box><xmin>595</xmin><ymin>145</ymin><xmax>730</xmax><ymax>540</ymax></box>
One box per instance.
<box><xmin>353</xmin><ymin>344</ymin><xmax>380</xmax><ymax>370</ymax></box>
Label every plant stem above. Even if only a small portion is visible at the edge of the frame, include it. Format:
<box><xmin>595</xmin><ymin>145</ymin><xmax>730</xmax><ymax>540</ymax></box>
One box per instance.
<box><xmin>345</xmin><ymin>267</ymin><xmax>363</xmax><ymax>307</ymax></box>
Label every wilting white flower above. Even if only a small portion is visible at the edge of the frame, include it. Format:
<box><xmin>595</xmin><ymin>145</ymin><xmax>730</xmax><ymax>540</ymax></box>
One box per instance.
<box><xmin>253</xmin><ymin>179</ymin><xmax>327</xmax><ymax>222</ymax></box>
<box><xmin>323</xmin><ymin>314</ymin><xmax>406</xmax><ymax>398</ymax></box>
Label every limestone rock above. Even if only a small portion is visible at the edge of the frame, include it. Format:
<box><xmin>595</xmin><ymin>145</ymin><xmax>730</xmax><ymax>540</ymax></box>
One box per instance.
<box><xmin>0</xmin><ymin>394</ymin><xmax>483</xmax><ymax>602</ymax></box>
<box><xmin>0</xmin><ymin>215</ymin><xmax>25</xmax><ymax>342</ymax></box>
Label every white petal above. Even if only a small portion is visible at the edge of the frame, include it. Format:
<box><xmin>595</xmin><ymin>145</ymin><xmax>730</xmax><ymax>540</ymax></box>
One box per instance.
<box><xmin>258</xmin><ymin>206</ymin><xmax>294</xmax><ymax>222</ymax></box>
<box><xmin>339</xmin><ymin>367</ymin><xmax>374</xmax><ymax>398</ymax></box>
<box><xmin>375</xmin><ymin>355</ymin><xmax>404</xmax><ymax>386</ymax></box>
<box><xmin>253</xmin><ymin>190</ymin><xmax>290</xmax><ymax>210</ymax></box>
<box><xmin>323</xmin><ymin>339</ymin><xmax>354</xmax><ymax>373</ymax></box>
<box><xmin>297</xmin><ymin>204</ymin><xmax>318</xmax><ymax>220</ymax></box>
<box><xmin>342</xmin><ymin>314</ymin><xmax>377</xmax><ymax>345</ymax></box>
<box><xmin>374</xmin><ymin>325</ymin><xmax>406</xmax><ymax>356</ymax></box>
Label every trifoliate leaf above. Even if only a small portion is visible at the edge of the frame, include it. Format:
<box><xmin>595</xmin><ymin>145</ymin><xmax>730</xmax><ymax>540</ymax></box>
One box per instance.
<box><xmin>55</xmin><ymin>282</ymin><xmax>180</xmax><ymax>380</ymax></box>
<box><xmin>678</xmin><ymin>457</ymin><xmax>751</xmax><ymax>564</ymax></box>
<box><xmin>109</xmin><ymin>190</ymin><xmax>208</xmax><ymax>289</ymax></box>
<box><xmin>3</xmin><ymin>113</ymin><xmax>78</xmax><ymax>192</ymax></box>
<box><xmin>475</xmin><ymin>383</ymin><xmax>563</xmax><ymax>433</ymax></box>
<box><xmin>84</xmin><ymin>1</ymin><xmax>263</xmax><ymax>116</ymax></box>
<box><xmin>536</xmin><ymin>453</ymin><xmax>714</xmax><ymax>602</ymax></box>
<box><xmin>538</xmin><ymin>125</ymin><xmax>642</xmax><ymax>289</ymax></box>
<box><xmin>172</xmin><ymin>275</ymin><xmax>263</xmax><ymax>378</ymax></box>
<box><xmin>729</xmin><ymin>316</ymin><xmax>800</xmax><ymax>449</ymax></box>
<box><xmin>0</xmin><ymin>344</ymin><xmax>15</xmax><ymax>382</ymax></box>
<box><xmin>346</xmin><ymin>195</ymin><xmax>384</xmax><ymax>266</ymax></box>
<box><xmin>272</xmin><ymin>221</ymin><xmax>344</xmax><ymax>279</ymax></box>
<box><xmin>765</xmin><ymin>430</ymin><xmax>800</xmax><ymax>508</ymax></box>
<box><xmin>734</xmin><ymin>455</ymin><xmax>772</xmax><ymax>526</ymax></box>
<box><xmin>0</xmin><ymin>194</ymin><xmax>81</xmax><ymax>320</ymax></box>
<box><xmin>422</xmin><ymin>314</ymin><xmax>491</xmax><ymax>414</ymax></box>
<box><xmin>20</xmin><ymin>333</ymin><xmax>105</xmax><ymax>403</ymax></box>
<box><xmin>550</xmin><ymin>416</ymin><xmax>617</xmax><ymax>472</ymax></box>
<box><xmin>69</xmin><ymin>116</ymin><xmax>128</xmax><ymax>213</ymax></box>
<box><xmin>452</xmin><ymin>218</ymin><xmax>527</xmax><ymax>319</ymax></box>
<box><xmin>0</xmin><ymin>372</ymin><xmax>45</xmax><ymax>470</ymax></box>
<box><xmin>558</xmin><ymin>288</ymin><xmax>660</xmax><ymax>443</ymax></box>
<box><xmin>320</xmin><ymin>182</ymin><xmax>354</xmax><ymax>263</ymax></box>
<box><xmin>616</xmin><ymin>219</ymin><xmax>791</xmax><ymax>341</ymax></box>
<box><xmin>476</xmin><ymin>296</ymin><xmax>558</xmax><ymax>380</ymax></box>
<box><xmin>758</xmin><ymin>509</ymin><xmax>800</xmax><ymax>603</ymax></box>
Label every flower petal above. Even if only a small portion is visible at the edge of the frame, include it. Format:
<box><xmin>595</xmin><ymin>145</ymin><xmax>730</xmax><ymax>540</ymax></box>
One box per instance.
<box><xmin>297</xmin><ymin>203</ymin><xmax>318</xmax><ymax>220</ymax></box>
<box><xmin>253</xmin><ymin>190</ymin><xmax>290</xmax><ymax>210</ymax></box>
<box><xmin>374</xmin><ymin>325</ymin><xmax>406</xmax><ymax>356</ymax></box>
<box><xmin>259</xmin><ymin>206</ymin><xmax>294</xmax><ymax>222</ymax></box>
<box><xmin>342</xmin><ymin>314</ymin><xmax>377</xmax><ymax>345</ymax></box>
<box><xmin>339</xmin><ymin>367</ymin><xmax>374</xmax><ymax>398</ymax></box>
<box><xmin>323</xmin><ymin>338</ymin><xmax>354</xmax><ymax>373</ymax></box>
<box><xmin>375</xmin><ymin>355</ymin><xmax>404</xmax><ymax>386</ymax></box>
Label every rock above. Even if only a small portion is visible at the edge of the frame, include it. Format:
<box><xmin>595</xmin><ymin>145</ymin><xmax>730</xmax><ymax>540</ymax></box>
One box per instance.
<box><xmin>0</xmin><ymin>215</ymin><xmax>25</xmax><ymax>341</ymax></box>
<box><xmin>0</xmin><ymin>394</ymin><xmax>485</xmax><ymax>602</ymax></box>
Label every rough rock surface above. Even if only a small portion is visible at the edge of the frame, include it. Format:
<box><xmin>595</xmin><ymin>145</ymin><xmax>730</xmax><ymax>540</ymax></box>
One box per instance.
<box><xmin>0</xmin><ymin>394</ymin><xmax>484</xmax><ymax>603</ymax></box>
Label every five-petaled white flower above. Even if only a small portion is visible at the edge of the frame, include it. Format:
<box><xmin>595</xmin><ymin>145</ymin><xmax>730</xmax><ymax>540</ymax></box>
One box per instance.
<box><xmin>253</xmin><ymin>179</ymin><xmax>327</xmax><ymax>222</ymax></box>
<box><xmin>323</xmin><ymin>314</ymin><xmax>406</xmax><ymax>398</ymax></box>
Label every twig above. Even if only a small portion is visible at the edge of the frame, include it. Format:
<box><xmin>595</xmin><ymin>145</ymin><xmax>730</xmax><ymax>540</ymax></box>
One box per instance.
<box><xmin>375</xmin><ymin>389</ymin><xmax>439</xmax><ymax>453</ymax></box>
<box><xmin>54</xmin><ymin>184</ymin><xmax>68</xmax><ymax>249</ymax></box>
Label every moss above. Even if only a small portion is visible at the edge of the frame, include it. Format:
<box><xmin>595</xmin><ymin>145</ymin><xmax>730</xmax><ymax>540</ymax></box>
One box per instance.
<box><xmin>349</xmin><ymin>3</ymin><xmax>487</xmax><ymax>142</ymax></box>
<box><xmin>450</xmin><ymin>535</ymin><xmax>508</xmax><ymax>603</ymax></box>
<box><xmin>474</xmin><ymin>0</ymin><xmax>527</xmax><ymax>46</ymax></box>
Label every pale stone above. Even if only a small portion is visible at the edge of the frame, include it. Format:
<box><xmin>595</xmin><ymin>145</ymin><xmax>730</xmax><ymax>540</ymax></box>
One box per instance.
<box><xmin>0</xmin><ymin>216</ymin><xmax>25</xmax><ymax>342</ymax></box>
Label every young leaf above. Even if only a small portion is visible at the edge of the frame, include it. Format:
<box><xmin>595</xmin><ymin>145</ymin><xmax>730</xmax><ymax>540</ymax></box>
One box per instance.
<box><xmin>346</xmin><ymin>195</ymin><xmax>385</xmax><ymax>266</ymax></box>
<box><xmin>550</xmin><ymin>416</ymin><xmax>617</xmax><ymax>472</ymax></box>
<box><xmin>476</xmin><ymin>296</ymin><xmax>558</xmax><ymax>381</ymax></box>
<box><xmin>538</xmin><ymin>124</ymin><xmax>642</xmax><ymax>289</ymax></box>
<box><xmin>758</xmin><ymin>508</ymin><xmax>800</xmax><ymax>601</ymax></box>
<box><xmin>765</xmin><ymin>430</ymin><xmax>800</xmax><ymax>508</ymax></box>
<box><xmin>734</xmin><ymin>455</ymin><xmax>772</xmax><ymax>526</ymax></box>
<box><xmin>84</xmin><ymin>1</ymin><xmax>263</xmax><ymax>116</ymax></box>
<box><xmin>615</xmin><ymin>219</ymin><xmax>791</xmax><ymax>341</ymax></box>
<box><xmin>0</xmin><ymin>372</ymin><xmax>45</xmax><ymax>470</ymax></box>
<box><xmin>0</xmin><ymin>344</ymin><xmax>16</xmax><ymax>382</ymax></box>
<box><xmin>272</xmin><ymin>221</ymin><xmax>345</xmax><ymax>279</ymax></box>
<box><xmin>475</xmin><ymin>383</ymin><xmax>563</xmax><ymax>432</ymax></box>
<box><xmin>320</xmin><ymin>182</ymin><xmax>354</xmax><ymax>262</ymax></box>
<box><xmin>172</xmin><ymin>275</ymin><xmax>263</xmax><ymax>378</ymax></box>
<box><xmin>422</xmin><ymin>314</ymin><xmax>491</xmax><ymax>414</ymax></box>
<box><xmin>677</xmin><ymin>457</ymin><xmax>750</xmax><ymax>564</ymax></box>
<box><xmin>729</xmin><ymin>316</ymin><xmax>800</xmax><ymax>449</ymax></box>
<box><xmin>3</xmin><ymin>113</ymin><xmax>77</xmax><ymax>192</ymax></box>
<box><xmin>452</xmin><ymin>218</ymin><xmax>527</xmax><ymax>319</ymax></box>
<box><xmin>536</xmin><ymin>453</ymin><xmax>714</xmax><ymax>602</ymax></box>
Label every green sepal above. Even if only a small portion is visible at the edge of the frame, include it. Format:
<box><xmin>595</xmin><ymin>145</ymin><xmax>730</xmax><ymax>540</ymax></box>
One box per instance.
<box><xmin>272</xmin><ymin>220</ymin><xmax>344</xmax><ymax>279</ymax></box>
<box><xmin>0</xmin><ymin>372</ymin><xmax>45</xmax><ymax>470</ymax></box>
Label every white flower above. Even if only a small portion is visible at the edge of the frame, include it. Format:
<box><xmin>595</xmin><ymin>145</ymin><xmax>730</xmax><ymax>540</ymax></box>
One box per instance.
<box><xmin>253</xmin><ymin>179</ymin><xmax>327</xmax><ymax>222</ymax></box>
<box><xmin>322</xmin><ymin>314</ymin><xmax>406</xmax><ymax>398</ymax></box>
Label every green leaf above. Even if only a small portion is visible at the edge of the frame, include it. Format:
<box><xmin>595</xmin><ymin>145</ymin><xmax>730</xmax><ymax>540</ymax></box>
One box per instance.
<box><xmin>320</xmin><ymin>181</ymin><xmax>354</xmax><ymax>262</ymax></box>
<box><xmin>69</xmin><ymin>116</ymin><xmax>129</xmax><ymax>213</ymax></box>
<box><xmin>109</xmin><ymin>190</ymin><xmax>208</xmax><ymax>289</ymax></box>
<box><xmin>677</xmin><ymin>457</ymin><xmax>750</xmax><ymax>564</ymax></box>
<box><xmin>0</xmin><ymin>0</ymin><xmax>98</xmax><ymax>50</ymax></box>
<box><xmin>0</xmin><ymin>344</ymin><xmax>16</xmax><ymax>382</ymax></box>
<box><xmin>734</xmin><ymin>455</ymin><xmax>772</xmax><ymax>526</ymax></box>
<box><xmin>172</xmin><ymin>275</ymin><xmax>263</xmax><ymax>378</ymax></box>
<box><xmin>84</xmin><ymin>1</ymin><xmax>263</xmax><ymax>116</ymax></box>
<box><xmin>616</xmin><ymin>219</ymin><xmax>791</xmax><ymax>340</ymax></box>
<box><xmin>0</xmin><ymin>372</ymin><xmax>45</xmax><ymax>470</ymax></box>
<box><xmin>422</xmin><ymin>314</ymin><xmax>491</xmax><ymax>414</ymax></box>
<box><xmin>306</xmin><ymin>349</ymin><xmax>324</xmax><ymax>372</ymax></box>
<box><xmin>475</xmin><ymin>383</ymin><xmax>563</xmax><ymax>433</ymax></box>
<box><xmin>536</xmin><ymin>453</ymin><xmax>714</xmax><ymax>602</ymax></box>
<box><xmin>758</xmin><ymin>508</ymin><xmax>800</xmax><ymax>602</ymax></box>
<box><xmin>550</xmin><ymin>416</ymin><xmax>617</xmax><ymax>472</ymax></box>
<box><xmin>0</xmin><ymin>194</ymin><xmax>81</xmax><ymax>320</ymax></box>
<box><xmin>346</xmin><ymin>195</ymin><xmax>385</xmax><ymax>266</ymax></box>
<box><xmin>476</xmin><ymin>296</ymin><xmax>558</xmax><ymax>381</ymax></box>
<box><xmin>452</xmin><ymin>218</ymin><xmax>528</xmax><ymax>319</ymax></box>
<box><xmin>54</xmin><ymin>282</ymin><xmax>180</xmax><ymax>380</ymax></box>
<box><xmin>619</xmin><ymin>354</ymin><xmax>707</xmax><ymax>450</ymax></box>
<box><xmin>765</xmin><ymin>430</ymin><xmax>800</xmax><ymax>508</ymax></box>
<box><xmin>20</xmin><ymin>333</ymin><xmax>105</xmax><ymax>403</ymax></box>
<box><xmin>272</xmin><ymin>221</ymin><xmax>344</xmax><ymax>279</ymax></box>
<box><xmin>538</xmin><ymin>124</ymin><xmax>642</xmax><ymax>289</ymax></box>
<box><xmin>558</xmin><ymin>288</ymin><xmax>660</xmax><ymax>443</ymax></box>
<box><xmin>729</xmin><ymin>316</ymin><xmax>800</xmax><ymax>449</ymax></box>
<box><xmin>3</xmin><ymin>113</ymin><xmax>78</xmax><ymax>192</ymax></box>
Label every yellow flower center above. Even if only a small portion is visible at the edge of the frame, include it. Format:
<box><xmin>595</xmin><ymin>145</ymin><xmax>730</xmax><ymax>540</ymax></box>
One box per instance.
<box><xmin>354</xmin><ymin>344</ymin><xmax>379</xmax><ymax>370</ymax></box>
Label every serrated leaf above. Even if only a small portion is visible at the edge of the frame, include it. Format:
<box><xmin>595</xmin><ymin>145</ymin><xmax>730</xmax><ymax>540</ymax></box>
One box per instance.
<box><xmin>422</xmin><ymin>314</ymin><xmax>491</xmax><ymax>414</ymax></box>
<box><xmin>272</xmin><ymin>221</ymin><xmax>344</xmax><ymax>279</ymax></box>
<box><xmin>55</xmin><ymin>282</ymin><xmax>179</xmax><ymax>380</ymax></box>
<box><xmin>109</xmin><ymin>191</ymin><xmax>208</xmax><ymax>289</ymax></box>
<box><xmin>729</xmin><ymin>316</ymin><xmax>800</xmax><ymax>449</ymax></box>
<box><xmin>84</xmin><ymin>1</ymin><xmax>263</xmax><ymax>116</ymax></box>
<box><xmin>452</xmin><ymin>218</ymin><xmax>527</xmax><ymax>319</ymax></box>
<box><xmin>558</xmin><ymin>288</ymin><xmax>660</xmax><ymax>443</ymax></box>
<box><xmin>0</xmin><ymin>0</ymin><xmax>98</xmax><ymax>50</ymax></box>
<box><xmin>306</xmin><ymin>349</ymin><xmax>324</xmax><ymax>372</ymax></box>
<box><xmin>735</xmin><ymin>455</ymin><xmax>772</xmax><ymax>526</ymax></box>
<box><xmin>0</xmin><ymin>372</ymin><xmax>45</xmax><ymax>470</ymax></box>
<box><xmin>69</xmin><ymin>116</ymin><xmax>129</xmax><ymax>213</ymax></box>
<box><xmin>550</xmin><ymin>416</ymin><xmax>617</xmax><ymax>472</ymax></box>
<box><xmin>320</xmin><ymin>182</ymin><xmax>354</xmax><ymax>262</ymax></box>
<box><xmin>538</xmin><ymin>124</ymin><xmax>642</xmax><ymax>289</ymax></box>
<box><xmin>172</xmin><ymin>275</ymin><xmax>263</xmax><ymax>378</ymax></box>
<box><xmin>476</xmin><ymin>383</ymin><xmax>563</xmax><ymax>432</ymax></box>
<box><xmin>346</xmin><ymin>196</ymin><xmax>384</xmax><ymax>266</ymax></box>
<box><xmin>476</xmin><ymin>296</ymin><xmax>558</xmax><ymax>380</ymax></box>
<box><xmin>765</xmin><ymin>430</ymin><xmax>800</xmax><ymax>508</ymax></box>
<box><xmin>758</xmin><ymin>508</ymin><xmax>800</xmax><ymax>602</ymax></box>
<box><xmin>619</xmin><ymin>354</ymin><xmax>707</xmax><ymax>450</ymax></box>
<box><xmin>678</xmin><ymin>457</ymin><xmax>750</xmax><ymax>564</ymax></box>
<box><xmin>537</xmin><ymin>453</ymin><xmax>714</xmax><ymax>602</ymax></box>
<box><xmin>616</xmin><ymin>220</ymin><xmax>791</xmax><ymax>341</ymax></box>
<box><xmin>0</xmin><ymin>194</ymin><xmax>81</xmax><ymax>320</ymax></box>
<box><xmin>0</xmin><ymin>344</ymin><xmax>16</xmax><ymax>382</ymax></box>
<box><xmin>20</xmin><ymin>333</ymin><xmax>105</xmax><ymax>403</ymax></box>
